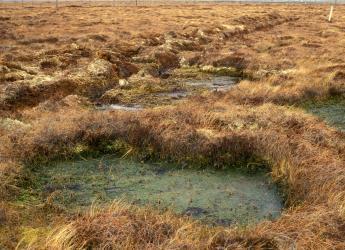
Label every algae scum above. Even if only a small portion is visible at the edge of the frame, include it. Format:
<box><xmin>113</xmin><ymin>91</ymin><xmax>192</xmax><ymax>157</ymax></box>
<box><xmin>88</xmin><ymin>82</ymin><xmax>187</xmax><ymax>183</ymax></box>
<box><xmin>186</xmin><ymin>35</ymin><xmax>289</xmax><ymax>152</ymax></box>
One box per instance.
<box><xmin>35</xmin><ymin>156</ymin><xmax>282</xmax><ymax>226</ymax></box>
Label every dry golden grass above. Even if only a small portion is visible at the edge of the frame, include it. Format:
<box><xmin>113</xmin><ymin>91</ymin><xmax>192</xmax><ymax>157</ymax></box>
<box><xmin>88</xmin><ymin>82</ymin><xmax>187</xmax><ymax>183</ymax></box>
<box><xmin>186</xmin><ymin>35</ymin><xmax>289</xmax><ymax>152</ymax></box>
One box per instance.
<box><xmin>2</xmin><ymin>3</ymin><xmax>344</xmax><ymax>112</ymax></box>
<box><xmin>1</xmin><ymin>3</ymin><xmax>345</xmax><ymax>249</ymax></box>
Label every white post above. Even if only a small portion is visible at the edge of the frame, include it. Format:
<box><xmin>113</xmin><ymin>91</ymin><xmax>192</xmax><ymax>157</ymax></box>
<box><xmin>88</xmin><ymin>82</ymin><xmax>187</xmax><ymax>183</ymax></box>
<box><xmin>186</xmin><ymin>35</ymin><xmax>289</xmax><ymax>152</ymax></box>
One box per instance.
<box><xmin>328</xmin><ymin>5</ymin><xmax>334</xmax><ymax>22</ymax></box>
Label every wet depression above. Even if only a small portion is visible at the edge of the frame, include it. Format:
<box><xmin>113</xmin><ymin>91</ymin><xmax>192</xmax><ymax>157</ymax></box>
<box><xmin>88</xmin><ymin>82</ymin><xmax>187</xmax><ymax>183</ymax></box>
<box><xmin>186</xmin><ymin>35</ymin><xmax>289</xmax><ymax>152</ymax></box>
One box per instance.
<box><xmin>35</xmin><ymin>156</ymin><xmax>283</xmax><ymax>226</ymax></box>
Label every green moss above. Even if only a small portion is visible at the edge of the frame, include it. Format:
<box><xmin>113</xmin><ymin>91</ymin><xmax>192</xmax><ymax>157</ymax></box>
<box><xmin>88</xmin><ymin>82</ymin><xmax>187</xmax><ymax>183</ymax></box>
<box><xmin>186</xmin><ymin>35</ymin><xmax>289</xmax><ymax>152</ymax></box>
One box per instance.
<box><xmin>173</xmin><ymin>66</ymin><xmax>207</xmax><ymax>79</ymax></box>
<box><xmin>175</xmin><ymin>65</ymin><xmax>242</xmax><ymax>78</ymax></box>
<box><xmin>72</xmin><ymin>143</ymin><xmax>90</xmax><ymax>155</ymax></box>
<box><xmin>15</xmin><ymin>191</ymin><xmax>39</xmax><ymax>205</ymax></box>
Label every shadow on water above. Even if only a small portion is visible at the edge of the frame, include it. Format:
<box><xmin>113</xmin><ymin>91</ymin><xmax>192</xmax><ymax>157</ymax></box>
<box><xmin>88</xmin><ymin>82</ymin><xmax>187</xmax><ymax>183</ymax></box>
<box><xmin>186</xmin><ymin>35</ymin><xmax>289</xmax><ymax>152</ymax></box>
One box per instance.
<box><xmin>35</xmin><ymin>156</ymin><xmax>282</xmax><ymax>226</ymax></box>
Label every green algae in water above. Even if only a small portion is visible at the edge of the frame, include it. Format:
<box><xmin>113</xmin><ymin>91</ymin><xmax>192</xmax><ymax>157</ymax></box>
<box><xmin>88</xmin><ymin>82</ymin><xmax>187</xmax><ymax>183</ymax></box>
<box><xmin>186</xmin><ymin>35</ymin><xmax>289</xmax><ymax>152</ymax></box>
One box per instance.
<box><xmin>35</xmin><ymin>157</ymin><xmax>282</xmax><ymax>226</ymax></box>
<box><xmin>304</xmin><ymin>98</ymin><xmax>345</xmax><ymax>131</ymax></box>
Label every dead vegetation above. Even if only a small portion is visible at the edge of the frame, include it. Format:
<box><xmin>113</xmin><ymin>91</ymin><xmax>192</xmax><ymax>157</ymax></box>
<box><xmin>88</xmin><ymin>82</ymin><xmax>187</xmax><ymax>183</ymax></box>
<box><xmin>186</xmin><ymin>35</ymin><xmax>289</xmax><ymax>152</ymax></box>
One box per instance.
<box><xmin>1</xmin><ymin>3</ymin><xmax>345</xmax><ymax>249</ymax></box>
<box><xmin>1</xmin><ymin>4</ymin><xmax>344</xmax><ymax>112</ymax></box>
<box><xmin>0</xmin><ymin>4</ymin><xmax>306</xmax><ymax>111</ymax></box>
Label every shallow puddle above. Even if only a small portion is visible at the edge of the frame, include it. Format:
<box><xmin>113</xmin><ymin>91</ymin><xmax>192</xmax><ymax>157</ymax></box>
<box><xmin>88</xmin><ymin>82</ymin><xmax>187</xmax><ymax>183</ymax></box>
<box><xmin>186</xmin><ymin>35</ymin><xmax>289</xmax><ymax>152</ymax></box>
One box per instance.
<box><xmin>185</xmin><ymin>76</ymin><xmax>239</xmax><ymax>92</ymax></box>
<box><xmin>155</xmin><ymin>90</ymin><xmax>189</xmax><ymax>99</ymax></box>
<box><xmin>96</xmin><ymin>104</ymin><xmax>143</xmax><ymax>111</ymax></box>
<box><xmin>35</xmin><ymin>156</ymin><xmax>282</xmax><ymax>226</ymax></box>
<box><xmin>94</xmin><ymin>76</ymin><xmax>239</xmax><ymax>110</ymax></box>
<box><xmin>304</xmin><ymin>98</ymin><xmax>345</xmax><ymax>131</ymax></box>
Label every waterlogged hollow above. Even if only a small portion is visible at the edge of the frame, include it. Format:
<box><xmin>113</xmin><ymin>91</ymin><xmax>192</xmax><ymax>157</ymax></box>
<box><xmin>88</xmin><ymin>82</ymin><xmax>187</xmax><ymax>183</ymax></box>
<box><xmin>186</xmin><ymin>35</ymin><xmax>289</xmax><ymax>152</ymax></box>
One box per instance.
<box><xmin>96</xmin><ymin>104</ymin><xmax>143</xmax><ymax>111</ymax></box>
<box><xmin>96</xmin><ymin>75</ymin><xmax>239</xmax><ymax>111</ymax></box>
<box><xmin>184</xmin><ymin>75</ymin><xmax>239</xmax><ymax>92</ymax></box>
<box><xmin>305</xmin><ymin>98</ymin><xmax>345</xmax><ymax>131</ymax></box>
<box><xmin>35</xmin><ymin>157</ymin><xmax>282</xmax><ymax>226</ymax></box>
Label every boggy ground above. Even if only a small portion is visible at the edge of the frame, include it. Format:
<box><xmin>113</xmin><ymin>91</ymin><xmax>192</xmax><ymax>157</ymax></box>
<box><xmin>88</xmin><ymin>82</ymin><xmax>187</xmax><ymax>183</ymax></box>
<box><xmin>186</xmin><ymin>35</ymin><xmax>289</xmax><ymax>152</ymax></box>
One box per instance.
<box><xmin>1</xmin><ymin>3</ymin><xmax>345</xmax><ymax>249</ymax></box>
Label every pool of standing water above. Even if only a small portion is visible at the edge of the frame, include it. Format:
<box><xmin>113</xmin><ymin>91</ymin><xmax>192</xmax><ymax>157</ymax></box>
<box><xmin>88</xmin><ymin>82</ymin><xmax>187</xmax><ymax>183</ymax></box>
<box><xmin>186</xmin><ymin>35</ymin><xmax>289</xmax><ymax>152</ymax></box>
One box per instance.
<box><xmin>185</xmin><ymin>75</ymin><xmax>239</xmax><ymax>92</ymax></box>
<box><xmin>304</xmin><ymin>98</ymin><xmax>345</xmax><ymax>131</ymax></box>
<box><xmin>35</xmin><ymin>156</ymin><xmax>282</xmax><ymax>226</ymax></box>
<box><xmin>95</xmin><ymin>75</ymin><xmax>240</xmax><ymax>111</ymax></box>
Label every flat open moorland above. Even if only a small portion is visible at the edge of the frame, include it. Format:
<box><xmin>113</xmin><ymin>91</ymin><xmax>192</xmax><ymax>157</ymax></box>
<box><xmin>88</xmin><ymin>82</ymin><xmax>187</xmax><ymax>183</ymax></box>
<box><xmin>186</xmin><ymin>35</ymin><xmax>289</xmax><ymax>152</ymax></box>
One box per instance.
<box><xmin>1</xmin><ymin>3</ymin><xmax>345</xmax><ymax>249</ymax></box>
